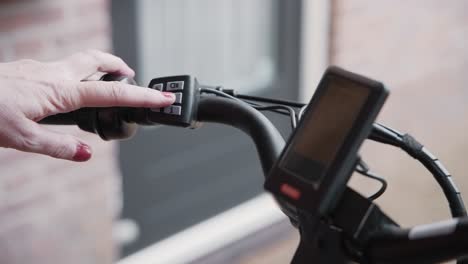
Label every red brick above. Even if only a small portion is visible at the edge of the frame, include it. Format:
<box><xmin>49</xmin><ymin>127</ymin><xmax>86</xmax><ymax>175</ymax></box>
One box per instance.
<box><xmin>0</xmin><ymin>6</ymin><xmax>64</xmax><ymax>33</ymax></box>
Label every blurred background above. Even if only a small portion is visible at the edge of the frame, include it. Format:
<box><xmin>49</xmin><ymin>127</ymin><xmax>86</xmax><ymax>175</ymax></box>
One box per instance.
<box><xmin>0</xmin><ymin>0</ymin><xmax>467</xmax><ymax>263</ymax></box>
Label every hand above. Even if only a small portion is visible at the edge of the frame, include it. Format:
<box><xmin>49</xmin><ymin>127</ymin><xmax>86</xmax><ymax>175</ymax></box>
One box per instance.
<box><xmin>0</xmin><ymin>50</ymin><xmax>175</xmax><ymax>162</ymax></box>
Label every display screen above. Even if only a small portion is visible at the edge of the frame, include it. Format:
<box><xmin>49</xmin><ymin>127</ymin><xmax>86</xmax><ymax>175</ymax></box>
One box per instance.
<box><xmin>280</xmin><ymin>75</ymin><xmax>371</xmax><ymax>185</ymax></box>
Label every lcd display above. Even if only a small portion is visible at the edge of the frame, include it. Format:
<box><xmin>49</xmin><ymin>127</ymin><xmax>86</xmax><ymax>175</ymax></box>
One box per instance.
<box><xmin>281</xmin><ymin>75</ymin><xmax>371</xmax><ymax>185</ymax></box>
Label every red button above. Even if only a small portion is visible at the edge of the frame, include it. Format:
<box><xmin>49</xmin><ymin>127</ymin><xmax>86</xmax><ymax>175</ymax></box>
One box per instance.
<box><xmin>280</xmin><ymin>183</ymin><xmax>301</xmax><ymax>200</ymax></box>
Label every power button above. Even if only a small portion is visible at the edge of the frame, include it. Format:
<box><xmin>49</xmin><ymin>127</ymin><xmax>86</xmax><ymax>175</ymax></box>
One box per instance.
<box><xmin>280</xmin><ymin>183</ymin><xmax>301</xmax><ymax>200</ymax></box>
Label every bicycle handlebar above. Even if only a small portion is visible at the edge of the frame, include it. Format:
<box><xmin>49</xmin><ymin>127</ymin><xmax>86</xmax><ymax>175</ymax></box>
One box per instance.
<box><xmin>197</xmin><ymin>96</ymin><xmax>285</xmax><ymax>176</ymax></box>
<box><xmin>39</xmin><ymin>81</ymin><xmax>468</xmax><ymax>264</ymax></box>
<box><xmin>366</xmin><ymin>218</ymin><xmax>468</xmax><ymax>263</ymax></box>
<box><xmin>39</xmin><ymin>96</ymin><xmax>286</xmax><ymax>174</ymax></box>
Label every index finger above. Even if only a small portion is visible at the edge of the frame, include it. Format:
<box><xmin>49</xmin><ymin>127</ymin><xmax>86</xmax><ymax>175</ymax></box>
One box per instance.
<box><xmin>71</xmin><ymin>81</ymin><xmax>175</xmax><ymax>109</ymax></box>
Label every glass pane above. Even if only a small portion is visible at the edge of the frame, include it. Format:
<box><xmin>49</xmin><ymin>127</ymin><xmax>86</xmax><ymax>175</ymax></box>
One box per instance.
<box><xmin>137</xmin><ymin>0</ymin><xmax>277</xmax><ymax>92</ymax></box>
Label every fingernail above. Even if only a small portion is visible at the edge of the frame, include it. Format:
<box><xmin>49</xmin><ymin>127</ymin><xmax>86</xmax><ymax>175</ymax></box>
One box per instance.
<box><xmin>73</xmin><ymin>143</ymin><xmax>92</xmax><ymax>162</ymax></box>
<box><xmin>162</xmin><ymin>92</ymin><xmax>175</xmax><ymax>99</ymax></box>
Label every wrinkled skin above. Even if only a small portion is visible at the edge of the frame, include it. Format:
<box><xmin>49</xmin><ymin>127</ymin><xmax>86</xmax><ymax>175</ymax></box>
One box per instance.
<box><xmin>0</xmin><ymin>50</ymin><xmax>175</xmax><ymax>161</ymax></box>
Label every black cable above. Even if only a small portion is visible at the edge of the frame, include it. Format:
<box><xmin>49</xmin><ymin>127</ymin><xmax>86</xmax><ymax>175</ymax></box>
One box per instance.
<box><xmin>200</xmin><ymin>88</ymin><xmax>244</xmax><ymax>102</ymax></box>
<box><xmin>297</xmin><ymin>105</ymin><xmax>308</xmax><ymax>120</ymax></box>
<box><xmin>356</xmin><ymin>169</ymin><xmax>387</xmax><ymax>201</ymax></box>
<box><xmin>370</xmin><ymin>124</ymin><xmax>467</xmax><ymax>264</ymax></box>
<box><xmin>378</xmin><ymin>123</ymin><xmax>403</xmax><ymax>136</ymax></box>
<box><xmin>370</xmin><ymin>123</ymin><xmax>466</xmax><ymax>218</ymax></box>
<box><xmin>202</xmin><ymin>88</ymin><xmax>298</xmax><ymax>129</ymax></box>
<box><xmin>243</xmin><ymin>100</ymin><xmax>292</xmax><ymax>116</ymax></box>
<box><xmin>414</xmin><ymin>143</ymin><xmax>467</xmax><ymax>218</ymax></box>
<box><xmin>356</xmin><ymin>158</ymin><xmax>370</xmax><ymax>172</ymax></box>
<box><xmin>218</xmin><ymin>90</ymin><xmax>301</xmax><ymax>127</ymax></box>
<box><xmin>252</xmin><ymin>105</ymin><xmax>297</xmax><ymax>129</ymax></box>
<box><xmin>201</xmin><ymin>88</ymin><xmax>298</xmax><ymax>129</ymax></box>
<box><xmin>241</xmin><ymin>95</ymin><xmax>307</xmax><ymax>123</ymax></box>
<box><xmin>356</xmin><ymin>159</ymin><xmax>387</xmax><ymax>200</ymax></box>
<box><xmin>370</xmin><ymin>123</ymin><xmax>402</xmax><ymax>147</ymax></box>
<box><xmin>236</xmin><ymin>94</ymin><xmax>306</xmax><ymax>108</ymax></box>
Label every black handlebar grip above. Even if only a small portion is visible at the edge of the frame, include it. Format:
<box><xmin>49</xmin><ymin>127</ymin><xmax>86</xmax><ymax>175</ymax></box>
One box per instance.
<box><xmin>38</xmin><ymin>112</ymin><xmax>78</xmax><ymax>125</ymax></box>
<box><xmin>39</xmin><ymin>74</ymin><xmax>139</xmax><ymax>140</ymax></box>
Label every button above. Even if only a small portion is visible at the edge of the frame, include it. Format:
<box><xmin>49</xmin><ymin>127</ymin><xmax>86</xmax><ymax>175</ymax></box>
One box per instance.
<box><xmin>280</xmin><ymin>183</ymin><xmax>301</xmax><ymax>200</ymax></box>
<box><xmin>174</xmin><ymin>93</ymin><xmax>183</xmax><ymax>104</ymax></box>
<box><xmin>167</xmin><ymin>81</ymin><xmax>184</xmax><ymax>91</ymax></box>
<box><xmin>152</xmin><ymin>83</ymin><xmax>164</xmax><ymax>91</ymax></box>
<box><xmin>150</xmin><ymin>108</ymin><xmax>162</xmax><ymax>112</ymax></box>
<box><xmin>163</xmin><ymin>105</ymin><xmax>182</xmax><ymax>115</ymax></box>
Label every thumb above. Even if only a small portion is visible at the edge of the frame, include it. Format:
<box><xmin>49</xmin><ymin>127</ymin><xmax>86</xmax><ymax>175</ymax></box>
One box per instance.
<box><xmin>16</xmin><ymin>121</ymin><xmax>92</xmax><ymax>162</ymax></box>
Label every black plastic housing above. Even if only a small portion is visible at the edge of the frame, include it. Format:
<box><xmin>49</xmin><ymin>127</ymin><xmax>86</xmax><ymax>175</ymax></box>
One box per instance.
<box><xmin>146</xmin><ymin>75</ymin><xmax>199</xmax><ymax>128</ymax></box>
<box><xmin>264</xmin><ymin>66</ymin><xmax>388</xmax><ymax>216</ymax></box>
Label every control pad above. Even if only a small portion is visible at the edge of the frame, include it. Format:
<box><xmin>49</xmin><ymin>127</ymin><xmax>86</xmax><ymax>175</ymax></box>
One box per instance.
<box><xmin>148</xmin><ymin>81</ymin><xmax>184</xmax><ymax>116</ymax></box>
<box><xmin>147</xmin><ymin>75</ymin><xmax>199</xmax><ymax>127</ymax></box>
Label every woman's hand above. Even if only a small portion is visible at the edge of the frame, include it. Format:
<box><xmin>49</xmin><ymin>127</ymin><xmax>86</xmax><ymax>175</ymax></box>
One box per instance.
<box><xmin>0</xmin><ymin>50</ymin><xmax>175</xmax><ymax>162</ymax></box>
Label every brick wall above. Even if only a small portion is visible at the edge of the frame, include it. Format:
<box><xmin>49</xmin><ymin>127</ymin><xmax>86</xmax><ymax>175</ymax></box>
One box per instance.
<box><xmin>0</xmin><ymin>1</ymin><xmax>121</xmax><ymax>264</ymax></box>
<box><xmin>332</xmin><ymin>0</ymin><xmax>468</xmax><ymax>227</ymax></box>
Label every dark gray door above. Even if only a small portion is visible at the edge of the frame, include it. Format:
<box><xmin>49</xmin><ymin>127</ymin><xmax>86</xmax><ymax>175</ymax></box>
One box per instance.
<box><xmin>111</xmin><ymin>0</ymin><xmax>302</xmax><ymax>257</ymax></box>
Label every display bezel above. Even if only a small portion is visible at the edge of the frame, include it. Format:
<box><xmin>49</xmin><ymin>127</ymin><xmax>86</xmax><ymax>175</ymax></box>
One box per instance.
<box><xmin>264</xmin><ymin>66</ymin><xmax>388</xmax><ymax>215</ymax></box>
